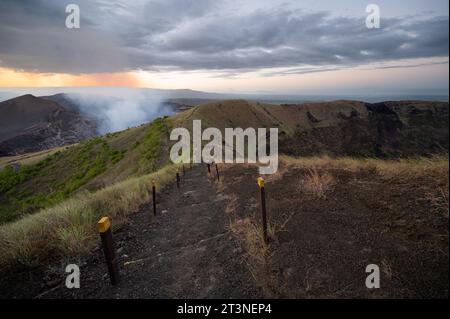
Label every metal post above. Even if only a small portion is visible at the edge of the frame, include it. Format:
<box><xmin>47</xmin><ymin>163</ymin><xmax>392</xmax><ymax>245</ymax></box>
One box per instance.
<box><xmin>257</xmin><ymin>177</ymin><xmax>268</xmax><ymax>244</ymax></box>
<box><xmin>98</xmin><ymin>217</ymin><xmax>120</xmax><ymax>285</ymax></box>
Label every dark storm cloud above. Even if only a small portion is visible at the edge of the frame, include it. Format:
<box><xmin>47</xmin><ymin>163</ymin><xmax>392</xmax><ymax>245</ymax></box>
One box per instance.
<box><xmin>0</xmin><ymin>0</ymin><xmax>448</xmax><ymax>74</ymax></box>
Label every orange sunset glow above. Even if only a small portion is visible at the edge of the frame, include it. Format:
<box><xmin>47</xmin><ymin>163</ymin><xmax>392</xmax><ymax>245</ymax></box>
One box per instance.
<box><xmin>0</xmin><ymin>67</ymin><xmax>144</xmax><ymax>88</ymax></box>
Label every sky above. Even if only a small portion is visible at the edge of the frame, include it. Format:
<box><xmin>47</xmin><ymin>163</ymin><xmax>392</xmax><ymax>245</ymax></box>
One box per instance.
<box><xmin>0</xmin><ymin>0</ymin><xmax>448</xmax><ymax>95</ymax></box>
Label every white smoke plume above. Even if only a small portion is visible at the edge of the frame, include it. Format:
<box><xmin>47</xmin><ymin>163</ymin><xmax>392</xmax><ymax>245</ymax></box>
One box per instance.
<box><xmin>50</xmin><ymin>88</ymin><xmax>176</xmax><ymax>134</ymax></box>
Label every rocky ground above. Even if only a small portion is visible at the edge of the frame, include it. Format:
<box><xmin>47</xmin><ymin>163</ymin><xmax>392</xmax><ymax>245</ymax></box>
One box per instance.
<box><xmin>0</xmin><ymin>94</ymin><xmax>97</xmax><ymax>156</ymax></box>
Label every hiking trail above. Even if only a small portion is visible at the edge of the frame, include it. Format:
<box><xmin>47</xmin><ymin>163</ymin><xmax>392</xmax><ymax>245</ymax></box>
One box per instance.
<box><xmin>42</xmin><ymin>165</ymin><xmax>261</xmax><ymax>298</ymax></box>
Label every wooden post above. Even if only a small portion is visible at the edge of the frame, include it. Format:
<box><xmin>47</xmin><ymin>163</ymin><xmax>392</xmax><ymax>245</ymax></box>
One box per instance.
<box><xmin>176</xmin><ymin>172</ymin><xmax>180</xmax><ymax>189</ymax></box>
<box><xmin>98</xmin><ymin>217</ymin><xmax>120</xmax><ymax>285</ymax></box>
<box><xmin>152</xmin><ymin>184</ymin><xmax>156</xmax><ymax>216</ymax></box>
<box><xmin>207</xmin><ymin>163</ymin><xmax>211</xmax><ymax>174</ymax></box>
<box><xmin>257</xmin><ymin>177</ymin><xmax>268</xmax><ymax>244</ymax></box>
<box><xmin>215</xmin><ymin>163</ymin><xmax>220</xmax><ymax>181</ymax></box>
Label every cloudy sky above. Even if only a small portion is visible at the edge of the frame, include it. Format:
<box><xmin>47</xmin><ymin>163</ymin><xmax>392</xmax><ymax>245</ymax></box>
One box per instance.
<box><xmin>0</xmin><ymin>0</ymin><xmax>448</xmax><ymax>94</ymax></box>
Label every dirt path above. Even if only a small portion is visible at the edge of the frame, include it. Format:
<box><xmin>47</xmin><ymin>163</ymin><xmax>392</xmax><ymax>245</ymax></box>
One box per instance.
<box><xmin>5</xmin><ymin>160</ymin><xmax>445</xmax><ymax>299</ymax></box>
<box><xmin>38</xmin><ymin>165</ymin><xmax>261</xmax><ymax>298</ymax></box>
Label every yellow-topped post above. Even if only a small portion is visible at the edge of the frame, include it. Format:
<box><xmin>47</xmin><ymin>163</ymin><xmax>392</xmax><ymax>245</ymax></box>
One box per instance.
<box><xmin>257</xmin><ymin>177</ymin><xmax>265</xmax><ymax>189</ymax></box>
<box><xmin>98</xmin><ymin>216</ymin><xmax>120</xmax><ymax>285</ymax></box>
<box><xmin>97</xmin><ymin>216</ymin><xmax>111</xmax><ymax>233</ymax></box>
<box><xmin>257</xmin><ymin>177</ymin><xmax>268</xmax><ymax>244</ymax></box>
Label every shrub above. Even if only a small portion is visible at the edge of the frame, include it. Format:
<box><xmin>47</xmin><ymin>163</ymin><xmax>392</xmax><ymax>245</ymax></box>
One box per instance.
<box><xmin>300</xmin><ymin>167</ymin><xmax>334</xmax><ymax>198</ymax></box>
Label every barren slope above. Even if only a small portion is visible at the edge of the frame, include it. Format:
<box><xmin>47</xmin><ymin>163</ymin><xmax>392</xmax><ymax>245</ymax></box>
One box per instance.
<box><xmin>0</xmin><ymin>94</ymin><xmax>97</xmax><ymax>156</ymax></box>
<box><xmin>218</xmin><ymin>158</ymin><xmax>449</xmax><ymax>298</ymax></box>
<box><xmin>174</xmin><ymin>99</ymin><xmax>449</xmax><ymax>157</ymax></box>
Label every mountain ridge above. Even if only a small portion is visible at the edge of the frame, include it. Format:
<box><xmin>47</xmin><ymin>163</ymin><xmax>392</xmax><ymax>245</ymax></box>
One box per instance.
<box><xmin>174</xmin><ymin>99</ymin><xmax>449</xmax><ymax>157</ymax></box>
<box><xmin>0</xmin><ymin>94</ymin><xmax>98</xmax><ymax>156</ymax></box>
<box><xmin>0</xmin><ymin>97</ymin><xmax>448</xmax><ymax>223</ymax></box>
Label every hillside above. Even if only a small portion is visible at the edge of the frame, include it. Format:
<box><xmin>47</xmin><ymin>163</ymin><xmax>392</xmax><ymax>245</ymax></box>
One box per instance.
<box><xmin>1</xmin><ymin>157</ymin><xmax>447</xmax><ymax>298</ymax></box>
<box><xmin>0</xmin><ymin>98</ymin><xmax>448</xmax><ymax>298</ymax></box>
<box><xmin>0</xmin><ymin>95</ymin><xmax>97</xmax><ymax>156</ymax></box>
<box><xmin>174</xmin><ymin>99</ymin><xmax>449</xmax><ymax>157</ymax></box>
<box><xmin>1</xmin><ymin>99</ymin><xmax>448</xmax><ymax>223</ymax></box>
<box><xmin>0</xmin><ymin>117</ymin><xmax>172</xmax><ymax>223</ymax></box>
<box><xmin>219</xmin><ymin>157</ymin><xmax>448</xmax><ymax>298</ymax></box>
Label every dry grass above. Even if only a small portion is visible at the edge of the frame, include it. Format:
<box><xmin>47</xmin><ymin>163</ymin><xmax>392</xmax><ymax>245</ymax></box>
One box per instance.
<box><xmin>0</xmin><ymin>163</ymin><xmax>180</xmax><ymax>270</ymax></box>
<box><xmin>229</xmin><ymin>156</ymin><xmax>448</xmax><ymax>253</ymax></box>
<box><xmin>229</xmin><ymin>218</ymin><xmax>271</xmax><ymax>263</ymax></box>
<box><xmin>282</xmin><ymin>154</ymin><xmax>449</xmax><ymax>215</ymax></box>
<box><xmin>0</xmin><ymin>145</ymin><xmax>73</xmax><ymax>169</ymax></box>
<box><xmin>425</xmin><ymin>186</ymin><xmax>449</xmax><ymax>218</ymax></box>
<box><xmin>224</xmin><ymin>155</ymin><xmax>448</xmax><ymax>297</ymax></box>
<box><xmin>280</xmin><ymin>154</ymin><xmax>448</xmax><ymax>177</ymax></box>
<box><xmin>228</xmin><ymin>216</ymin><xmax>278</xmax><ymax>297</ymax></box>
<box><xmin>300</xmin><ymin>167</ymin><xmax>335</xmax><ymax>198</ymax></box>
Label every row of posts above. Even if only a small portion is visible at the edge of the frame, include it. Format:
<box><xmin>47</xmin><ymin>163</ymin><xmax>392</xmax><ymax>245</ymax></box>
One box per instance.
<box><xmin>97</xmin><ymin>161</ymin><xmax>269</xmax><ymax>286</ymax></box>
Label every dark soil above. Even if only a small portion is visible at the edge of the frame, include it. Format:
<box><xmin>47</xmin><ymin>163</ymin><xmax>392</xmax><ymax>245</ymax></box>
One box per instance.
<box><xmin>217</xmin><ymin>162</ymin><xmax>449</xmax><ymax>298</ymax></box>
<box><xmin>1</xmin><ymin>165</ymin><xmax>261</xmax><ymax>299</ymax></box>
<box><xmin>1</xmin><ymin>161</ymin><xmax>448</xmax><ymax>299</ymax></box>
<box><xmin>0</xmin><ymin>94</ymin><xmax>97</xmax><ymax>156</ymax></box>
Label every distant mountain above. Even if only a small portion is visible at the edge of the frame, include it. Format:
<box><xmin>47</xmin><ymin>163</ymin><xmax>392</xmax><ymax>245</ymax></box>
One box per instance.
<box><xmin>1</xmin><ymin>87</ymin><xmax>447</xmax><ymax>104</ymax></box>
<box><xmin>41</xmin><ymin>93</ymin><xmax>87</xmax><ymax>114</ymax></box>
<box><xmin>0</xmin><ymin>94</ymin><xmax>97</xmax><ymax>156</ymax></box>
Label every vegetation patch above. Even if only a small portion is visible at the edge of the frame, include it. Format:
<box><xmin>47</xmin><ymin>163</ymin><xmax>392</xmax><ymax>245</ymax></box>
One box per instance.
<box><xmin>137</xmin><ymin>117</ymin><xmax>169</xmax><ymax>173</ymax></box>
<box><xmin>300</xmin><ymin>168</ymin><xmax>335</xmax><ymax>198</ymax></box>
<box><xmin>0</xmin><ymin>163</ymin><xmax>180</xmax><ymax>270</ymax></box>
<box><xmin>0</xmin><ymin>137</ymin><xmax>127</xmax><ymax>224</ymax></box>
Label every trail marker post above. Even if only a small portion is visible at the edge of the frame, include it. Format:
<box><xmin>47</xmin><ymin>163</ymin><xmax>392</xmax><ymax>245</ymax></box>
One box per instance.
<box><xmin>215</xmin><ymin>163</ymin><xmax>220</xmax><ymax>181</ymax></box>
<box><xmin>257</xmin><ymin>177</ymin><xmax>268</xmax><ymax>244</ymax></box>
<box><xmin>152</xmin><ymin>184</ymin><xmax>156</xmax><ymax>216</ymax></box>
<box><xmin>98</xmin><ymin>217</ymin><xmax>120</xmax><ymax>285</ymax></box>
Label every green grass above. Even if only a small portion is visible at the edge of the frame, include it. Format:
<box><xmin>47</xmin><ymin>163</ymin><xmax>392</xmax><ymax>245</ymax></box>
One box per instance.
<box><xmin>0</xmin><ymin>165</ymin><xmax>40</xmax><ymax>194</ymax></box>
<box><xmin>0</xmin><ymin>117</ymin><xmax>171</xmax><ymax>224</ymax></box>
<box><xmin>0</xmin><ymin>137</ymin><xmax>126</xmax><ymax>223</ymax></box>
<box><xmin>0</xmin><ymin>115</ymin><xmax>176</xmax><ymax>269</ymax></box>
<box><xmin>137</xmin><ymin>117</ymin><xmax>169</xmax><ymax>173</ymax></box>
